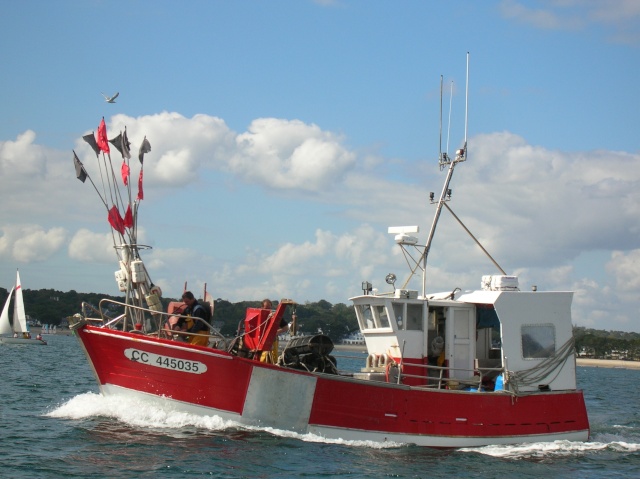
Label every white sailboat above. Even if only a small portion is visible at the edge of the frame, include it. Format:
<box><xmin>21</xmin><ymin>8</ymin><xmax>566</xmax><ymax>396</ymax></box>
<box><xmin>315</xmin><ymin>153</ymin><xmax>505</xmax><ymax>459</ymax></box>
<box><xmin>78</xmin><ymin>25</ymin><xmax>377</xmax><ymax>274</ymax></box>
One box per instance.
<box><xmin>0</xmin><ymin>271</ymin><xmax>47</xmax><ymax>345</ymax></box>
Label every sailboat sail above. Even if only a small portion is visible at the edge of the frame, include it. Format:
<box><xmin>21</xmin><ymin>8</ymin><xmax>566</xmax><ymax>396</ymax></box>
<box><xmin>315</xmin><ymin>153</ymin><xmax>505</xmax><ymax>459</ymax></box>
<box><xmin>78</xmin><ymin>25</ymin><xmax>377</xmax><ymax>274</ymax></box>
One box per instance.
<box><xmin>0</xmin><ymin>271</ymin><xmax>46</xmax><ymax>345</ymax></box>
<box><xmin>13</xmin><ymin>271</ymin><xmax>28</xmax><ymax>334</ymax></box>
<box><xmin>0</xmin><ymin>286</ymin><xmax>15</xmax><ymax>335</ymax></box>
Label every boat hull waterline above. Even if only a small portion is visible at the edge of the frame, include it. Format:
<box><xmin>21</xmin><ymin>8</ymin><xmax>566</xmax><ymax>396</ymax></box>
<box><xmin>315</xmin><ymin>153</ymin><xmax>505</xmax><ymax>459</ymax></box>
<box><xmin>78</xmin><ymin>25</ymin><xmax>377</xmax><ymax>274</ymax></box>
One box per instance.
<box><xmin>74</xmin><ymin>324</ymin><xmax>589</xmax><ymax>447</ymax></box>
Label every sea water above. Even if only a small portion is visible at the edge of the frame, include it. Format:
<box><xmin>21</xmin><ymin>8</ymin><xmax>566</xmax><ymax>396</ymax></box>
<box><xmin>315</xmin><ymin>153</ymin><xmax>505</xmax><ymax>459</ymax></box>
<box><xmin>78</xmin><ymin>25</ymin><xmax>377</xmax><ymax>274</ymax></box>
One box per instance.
<box><xmin>1</xmin><ymin>335</ymin><xmax>638</xmax><ymax>478</ymax></box>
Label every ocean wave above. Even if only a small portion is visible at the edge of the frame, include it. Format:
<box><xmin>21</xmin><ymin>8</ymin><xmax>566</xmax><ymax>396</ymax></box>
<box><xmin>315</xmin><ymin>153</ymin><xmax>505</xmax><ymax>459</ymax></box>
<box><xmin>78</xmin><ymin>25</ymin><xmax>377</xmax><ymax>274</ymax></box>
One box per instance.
<box><xmin>462</xmin><ymin>439</ymin><xmax>640</xmax><ymax>459</ymax></box>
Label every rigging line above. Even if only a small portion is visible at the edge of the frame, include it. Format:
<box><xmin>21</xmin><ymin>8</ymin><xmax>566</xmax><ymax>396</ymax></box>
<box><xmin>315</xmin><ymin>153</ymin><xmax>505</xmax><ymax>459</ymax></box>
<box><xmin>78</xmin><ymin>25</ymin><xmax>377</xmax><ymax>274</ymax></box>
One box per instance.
<box><xmin>400</xmin><ymin>246</ymin><xmax>424</xmax><ymax>290</ymax></box>
<box><xmin>101</xmin><ymin>151</ymin><xmax>117</xmax><ymax>207</ymax></box>
<box><xmin>94</xmin><ymin>151</ymin><xmax>125</xmax><ymax>257</ymax></box>
<box><xmin>441</xmin><ymin>201</ymin><xmax>506</xmax><ymax>275</ymax></box>
<box><xmin>119</xmin><ymin>156</ymin><xmax>136</xmax><ymax>246</ymax></box>
<box><xmin>106</xmin><ymin>152</ymin><xmax>127</xmax><ymax>213</ymax></box>
<box><xmin>105</xmin><ymin>151</ymin><xmax>134</xmax><ymax>244</ymax></box>
<box><xmin>74</xmin><ymin>152</ymin><xmax>108</xmax><ymax>209</ymax></box>
<box><xmin>508</xmin><ymin>337</ymin><xmax>575</xmax><ymax>394</ymax></box>
<box><xmin>95</xmin><ymin>150</ymin><xmax>110</xmax><ymax>209</ymax></box>
<box><xmin>103</xmin><ymin>151</ymin><xmax>132</xmax><ymax>252</ymax></box>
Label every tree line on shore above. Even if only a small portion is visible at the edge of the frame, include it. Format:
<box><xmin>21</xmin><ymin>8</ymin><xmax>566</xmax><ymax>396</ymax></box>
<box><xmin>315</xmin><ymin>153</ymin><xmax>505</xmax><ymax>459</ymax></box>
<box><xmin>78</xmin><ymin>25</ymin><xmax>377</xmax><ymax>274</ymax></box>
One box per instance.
<box><xmin>573</xmin><ymin>326</ymin><xmax>640</xmax><ymax>360</ymax></box>
<box><xmin>0</xmin><ymin>287</ymin><xmax>359</xmax><ymax>343</ymax></box>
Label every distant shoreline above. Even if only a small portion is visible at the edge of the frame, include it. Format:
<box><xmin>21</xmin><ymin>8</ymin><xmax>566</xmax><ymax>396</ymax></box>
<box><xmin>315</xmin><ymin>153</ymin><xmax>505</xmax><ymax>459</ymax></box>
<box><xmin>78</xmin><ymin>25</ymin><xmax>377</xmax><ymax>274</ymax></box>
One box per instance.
<box><xmin>334</xmin><ymin>344</ymin><xmax>367</xmax><ymax>353</ymax></box>
<box><xmin>29</xmin><ymin>326</ymin><xmax>73</xmax><ymax>337</ymax></box>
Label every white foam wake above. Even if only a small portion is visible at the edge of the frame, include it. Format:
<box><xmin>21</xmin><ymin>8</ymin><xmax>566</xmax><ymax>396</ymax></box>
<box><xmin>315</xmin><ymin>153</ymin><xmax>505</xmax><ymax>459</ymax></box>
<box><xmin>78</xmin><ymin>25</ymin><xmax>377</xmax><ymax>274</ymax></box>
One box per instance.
<box><xmin>46</xmin><ymin>392</ymin><xmax>402</xmax><ymax>449</ymax></box>
<box><xmin>46</xmin><ymin>392</ymin><xmax>233</xmax><ymax>431</ymax></box>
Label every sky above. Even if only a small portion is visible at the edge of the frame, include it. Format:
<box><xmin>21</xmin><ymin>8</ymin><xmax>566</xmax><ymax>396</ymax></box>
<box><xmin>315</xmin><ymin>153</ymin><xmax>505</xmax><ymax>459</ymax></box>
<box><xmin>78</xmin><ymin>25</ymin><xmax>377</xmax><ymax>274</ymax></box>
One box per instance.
<box><xmin>1</xmin><ymin>0</ymin><xmax>639</xmax><ymax>332</ymax></box>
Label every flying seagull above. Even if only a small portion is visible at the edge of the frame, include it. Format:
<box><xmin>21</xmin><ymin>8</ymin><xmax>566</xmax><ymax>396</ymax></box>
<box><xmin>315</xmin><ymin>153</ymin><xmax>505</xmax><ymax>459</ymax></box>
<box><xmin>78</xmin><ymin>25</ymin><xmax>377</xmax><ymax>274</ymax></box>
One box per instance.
<box><xmin>101</xmin><ymin>92</ymin><xmax>119</xmax><ymax>103</ymax></box>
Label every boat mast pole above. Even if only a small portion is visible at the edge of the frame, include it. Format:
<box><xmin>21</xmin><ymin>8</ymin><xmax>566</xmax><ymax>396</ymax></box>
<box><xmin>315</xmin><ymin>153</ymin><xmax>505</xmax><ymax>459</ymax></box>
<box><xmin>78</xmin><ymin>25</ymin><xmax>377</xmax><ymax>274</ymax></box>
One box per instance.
<box><xmin>420</xmin><ymin>53</ymin><xmax>469</xmax><ymax>298</ymax></box>
<box><xmin>420</xmin><ymin>162</ymin><xmax>457</xmax><ymax>297</ymax></box>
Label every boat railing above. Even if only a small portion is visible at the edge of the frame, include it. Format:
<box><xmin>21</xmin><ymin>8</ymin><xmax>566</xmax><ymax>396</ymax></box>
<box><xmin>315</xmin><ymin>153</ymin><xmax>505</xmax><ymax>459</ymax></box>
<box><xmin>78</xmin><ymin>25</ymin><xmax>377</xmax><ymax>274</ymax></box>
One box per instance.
<box><xmin>160</xmin><ymin>326</ymin><xmax>228</xmax><ymax>349</ymax></box>
<box><xmin>392</xmin><ymin>361</ymin><xmax>506</xmax><ymax>391</ymax></box>
<box><xmin>104</xmin><ymin>313</ymin><xmax>126</xmax><ymax>328</ymax></box>
<box><xmin>85</xmin><ymin>298</ymin><xmax>226</xmax><ymax>347</ymax></box>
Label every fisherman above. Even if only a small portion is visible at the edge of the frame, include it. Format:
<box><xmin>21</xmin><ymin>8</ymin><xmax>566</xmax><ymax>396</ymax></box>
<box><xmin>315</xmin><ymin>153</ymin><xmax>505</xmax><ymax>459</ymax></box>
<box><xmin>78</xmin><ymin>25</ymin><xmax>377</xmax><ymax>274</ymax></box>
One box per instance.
<box><xmin>177</xmin><ymin>291</ymin><xmax>211</xmax><ymax>346</ymax></box>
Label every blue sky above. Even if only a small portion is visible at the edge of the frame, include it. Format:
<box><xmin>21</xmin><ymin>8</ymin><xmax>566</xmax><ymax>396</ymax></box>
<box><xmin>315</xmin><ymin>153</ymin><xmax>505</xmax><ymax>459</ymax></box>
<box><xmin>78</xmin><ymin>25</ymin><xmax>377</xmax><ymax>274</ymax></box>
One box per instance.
<box><xmin>1</xmin><ymin>1</ymin><xmax>639</xmax><ymax>332</ymax></box>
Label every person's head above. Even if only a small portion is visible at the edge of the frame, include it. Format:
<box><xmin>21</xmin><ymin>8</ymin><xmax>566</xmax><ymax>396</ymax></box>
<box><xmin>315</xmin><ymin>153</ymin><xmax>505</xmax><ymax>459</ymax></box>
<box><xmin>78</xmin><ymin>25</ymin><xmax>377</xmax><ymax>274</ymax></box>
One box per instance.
<box><xmin>261</xmin><ymin>298</ymin><xmax>273</xmax><ymax>309</ymax></box>
<box><xmin>182</xmin><ymin>291</ymin><xmax>196</xmax><ymax>306</ymax></box>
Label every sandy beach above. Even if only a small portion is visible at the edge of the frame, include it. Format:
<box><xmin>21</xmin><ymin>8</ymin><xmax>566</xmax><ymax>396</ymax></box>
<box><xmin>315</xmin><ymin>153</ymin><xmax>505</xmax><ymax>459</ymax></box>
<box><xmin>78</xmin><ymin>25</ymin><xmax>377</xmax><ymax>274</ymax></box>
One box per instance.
<box><xmin>576</xmin><ymin>358</ymin><xmax>640</xmax><ymax>370</ymax></box>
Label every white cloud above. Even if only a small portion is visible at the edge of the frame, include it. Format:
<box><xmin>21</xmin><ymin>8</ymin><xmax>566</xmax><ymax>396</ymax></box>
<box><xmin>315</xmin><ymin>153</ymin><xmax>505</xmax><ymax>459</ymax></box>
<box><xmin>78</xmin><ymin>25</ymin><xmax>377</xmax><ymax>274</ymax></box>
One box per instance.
<box><xmin>499</xmin><ymin>0</ymin><xmax>640</xmax><ymax>44</ymax></box>
<box><xmin>83</xmin><ymin>112</ymin><xmax>237</xmax><ymax>189</ymax></box>
<box><xmin>0</xmin><ymin>130</ymin><xmax>48</xmax><ymax>178</ymax></box>
<box><xmin>231</xmin><ymin>118</ymin><xmax>356</xmax><ymax>191</ymax></box>
<box><xmin>607</xmin><ymin>249</ymin><xmax>640</xmax><ymax>297</ymax></box>
<box><xmin>206</xmin><ymin>225</ymin><xmax>392</xmax><ymax>303</ymax></box>
<box><xmin>68</xmin><ymin>229</ymin><xmax>117</xmax><ymax>263</ymax></box>
<box><xmin>0</xmin><ymin>224</ymin><xmax>67</xmax><ymax>262</ymax></box>
<box><xmin>76</xmin><ymin>114</ymin><xmax>355</xmax><ymax>196</ymax></box>
<box><xmin>453</xmin><ymin>132</ymin><xmax>640</xmax><ymax>268</ymax></box>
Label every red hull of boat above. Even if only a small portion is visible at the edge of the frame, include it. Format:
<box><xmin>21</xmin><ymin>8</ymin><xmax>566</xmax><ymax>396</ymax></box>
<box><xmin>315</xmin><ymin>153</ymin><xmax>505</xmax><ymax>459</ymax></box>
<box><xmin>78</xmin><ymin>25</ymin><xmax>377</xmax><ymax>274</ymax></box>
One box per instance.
<box><xmin>75</xmin><ymin>324</ymin><xmax>589</xmax><ymax>447</ymax></box>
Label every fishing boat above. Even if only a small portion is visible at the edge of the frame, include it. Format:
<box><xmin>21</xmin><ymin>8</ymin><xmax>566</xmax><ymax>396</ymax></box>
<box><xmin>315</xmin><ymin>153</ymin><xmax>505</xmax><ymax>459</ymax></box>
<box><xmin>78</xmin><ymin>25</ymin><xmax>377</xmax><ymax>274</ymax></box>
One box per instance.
<box><xmin>69</xmin><ymin>58</ymin><xmax>589</xmax><ymax>447</ymax></box>
<box><xmin>0</xmin><ymin>271</ymin><xmax>47</xmax><ymax>345</ymax></box>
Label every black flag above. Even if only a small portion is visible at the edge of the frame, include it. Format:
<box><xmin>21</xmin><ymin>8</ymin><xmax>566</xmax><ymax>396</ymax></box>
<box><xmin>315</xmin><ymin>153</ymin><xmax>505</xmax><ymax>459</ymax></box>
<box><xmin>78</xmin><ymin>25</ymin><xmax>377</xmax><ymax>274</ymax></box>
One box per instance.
<box><xmin>122</xmin><ymin>128</ymin><xmax>131</xmax><ymax>160</ymax></box>
<box><xmin>73</xmin><ymin>151</ymin><xmax>87</xmax><ymax>183</ymax></box>
<box><xmin>83</xmin><ymin>132</ymin><xmax>101</xmax><ymax>157</ymax></box>
<box><xmin>138</xmin><ymin>137</ymin><xmax>151</xmax><ymax>164</ymax></box>
<box><xmin>109</xmin><ymin>128</ymin><xmax>131</xmax><ymax>160</ymax></box>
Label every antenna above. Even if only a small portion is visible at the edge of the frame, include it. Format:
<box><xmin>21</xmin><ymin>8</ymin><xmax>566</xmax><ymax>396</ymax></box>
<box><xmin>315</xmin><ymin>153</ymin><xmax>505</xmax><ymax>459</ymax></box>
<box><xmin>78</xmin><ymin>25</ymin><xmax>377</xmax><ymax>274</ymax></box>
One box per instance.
<box><xmin>446</xmin><ymin>80</ymin><xmax>453</xmax><ymax>161</ymax></box>
<box><xmin>439</xmin><ymin>78</ymin><xmax>456</xmax><ymax>169</ymax></box>
<box><xmin>438</xmin><ymin>75</ymin><xmax>444</xmax><ymax>165</ymax></box>
<box><xmin>463</xmin><ymin>51</ymin><xmax>469</xmax><ymax>160</ymax></box>
<box><xmin>416</xmin><ymin>53</ymin><xmax>471</xmax><ymax>297</ymax></box>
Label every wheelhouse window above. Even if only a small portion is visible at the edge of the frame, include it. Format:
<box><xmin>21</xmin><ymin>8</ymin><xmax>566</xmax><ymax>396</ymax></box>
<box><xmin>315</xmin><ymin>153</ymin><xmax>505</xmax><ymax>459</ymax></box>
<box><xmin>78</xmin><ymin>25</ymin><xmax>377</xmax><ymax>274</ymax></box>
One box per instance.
<box><xmin>521</xmin><ymin>324</ymin><xmax>556</xmax><ymax>359</ymax></box>
<box><xmin>392</xmin><ymin>303</ymin><xmax>404</xmax><ymax>329</ymax></box>
<box><xmin>355</xmin><ymin>303</ymin><xmax>394</xmax><ymax>330</ymax></box>
<box><xmin>406</xmin><ymin>303</ymin><xmax>423</xmax><ymax>330</ymax></box>
<box><xmin>356</xmin><ymin>305</ymin><xmax>375</xmax><ymax>330</ymax></box>
<box><xmin>375</xmin><ymin>305</ymin><xmax>391</xmax><ymax>329</ymax></box>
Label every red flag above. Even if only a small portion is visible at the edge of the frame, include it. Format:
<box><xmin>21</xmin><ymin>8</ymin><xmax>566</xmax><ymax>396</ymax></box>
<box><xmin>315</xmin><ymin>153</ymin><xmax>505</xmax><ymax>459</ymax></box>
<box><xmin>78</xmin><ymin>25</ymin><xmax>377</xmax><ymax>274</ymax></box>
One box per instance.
<box><xmin>108</xmin><ymin>205</ymin><xmax>125</xmax><ymax>234</ymax></box>
<box><xmin>123</xmin><ymin>204</ymin><xmax>133</xmax><ymax>228</ymax></box>
<box><xmin>121</xmin><ymin>160</ymin><xmax>130</xmax><ymax>186</ymax></box>
<box><xmin>96</xmin><ymin>118</ymin><xmax>110</xmax><ymax>154</ymax></box>
<box><xmin>137</xmin><ymin>170</ymin><xmax>144</xmax><ymax>200</ymax></box>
